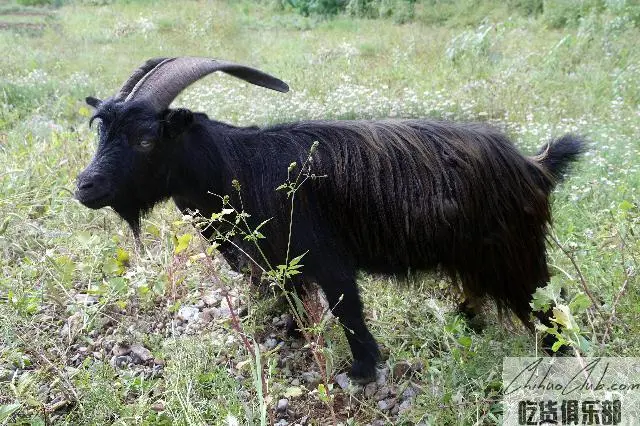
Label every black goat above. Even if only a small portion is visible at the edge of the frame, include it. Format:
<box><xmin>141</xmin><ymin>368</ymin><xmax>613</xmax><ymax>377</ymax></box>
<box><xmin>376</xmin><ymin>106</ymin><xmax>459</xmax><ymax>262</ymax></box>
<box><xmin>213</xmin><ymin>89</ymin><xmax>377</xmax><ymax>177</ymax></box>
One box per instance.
<box><xmin>76</xmin><ymin>57</ymin><xmax>584</xmax><ymax>382</ymax></box>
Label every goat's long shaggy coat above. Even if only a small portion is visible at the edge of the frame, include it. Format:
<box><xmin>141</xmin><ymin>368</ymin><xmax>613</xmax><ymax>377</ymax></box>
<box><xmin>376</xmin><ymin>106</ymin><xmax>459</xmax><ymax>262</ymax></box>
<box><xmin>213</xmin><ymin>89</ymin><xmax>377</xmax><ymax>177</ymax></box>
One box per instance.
<box><xmin>203</xmin><ymin>118</ymin><xmax>579</xmax><ymax>325</ymax></box>
<box><xmin>76</xmin><ymin>57</ymin><xmax>584</xmax><ymax>381</ymax></box>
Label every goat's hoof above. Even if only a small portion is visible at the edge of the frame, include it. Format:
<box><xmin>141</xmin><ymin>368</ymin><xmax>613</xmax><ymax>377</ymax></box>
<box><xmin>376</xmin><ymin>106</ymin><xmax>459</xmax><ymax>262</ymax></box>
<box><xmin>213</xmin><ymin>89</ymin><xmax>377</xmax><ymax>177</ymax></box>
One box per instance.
<box><xmin>466</xmin><ymin>317</ymin><xmax>486</xmax><ymax>333</ymax></box>
<box><xmin>284</xmin><ymin>316</ymin><xmax>303</xmax><ymax>339</ymax></box>
<box><xmin>348</xmin><ymin>360</ymin><xmax>377</xmax><ymax>384</ymax></box>
<box><xmin>457</xmin><ymin>304</ymin><xmax>485</xmax><ymax>333</ymax></box>
<box><xmin>286</xmin><ymin>325</ymin><xmax>303</xmax><ymax>339</ymax></box>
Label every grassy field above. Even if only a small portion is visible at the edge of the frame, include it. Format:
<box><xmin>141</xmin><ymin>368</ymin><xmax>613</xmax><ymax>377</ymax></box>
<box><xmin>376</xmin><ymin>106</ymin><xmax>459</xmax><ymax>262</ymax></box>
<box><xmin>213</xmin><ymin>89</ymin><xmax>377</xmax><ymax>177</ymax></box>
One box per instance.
<box><xmin>1</xmin><ymin>0</ymin><xmax>639</xmax><ymax>424</ymax></box>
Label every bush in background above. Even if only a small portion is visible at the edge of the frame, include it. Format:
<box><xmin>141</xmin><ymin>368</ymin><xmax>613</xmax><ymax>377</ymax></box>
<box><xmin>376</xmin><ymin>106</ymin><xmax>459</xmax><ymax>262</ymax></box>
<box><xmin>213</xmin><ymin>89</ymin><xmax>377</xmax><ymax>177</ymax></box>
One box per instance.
<box><xmin>274</xmin><ymin>0</ymin><xmax>416</xmax><ymax>21</ymax></box>
<box><xmin>269</xmin><ymin>0</ymin><xmax>640</xmax><ymax>28</ymax></box>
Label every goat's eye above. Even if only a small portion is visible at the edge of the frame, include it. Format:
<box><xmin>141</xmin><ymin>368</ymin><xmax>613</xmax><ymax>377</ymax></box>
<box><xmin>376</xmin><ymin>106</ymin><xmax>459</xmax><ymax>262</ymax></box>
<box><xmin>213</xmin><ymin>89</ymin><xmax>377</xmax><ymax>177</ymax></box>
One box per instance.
<box><xmin>137</xmin><ymin>140</ymin><xmax>154</xmax><ymax>151</ymax></box>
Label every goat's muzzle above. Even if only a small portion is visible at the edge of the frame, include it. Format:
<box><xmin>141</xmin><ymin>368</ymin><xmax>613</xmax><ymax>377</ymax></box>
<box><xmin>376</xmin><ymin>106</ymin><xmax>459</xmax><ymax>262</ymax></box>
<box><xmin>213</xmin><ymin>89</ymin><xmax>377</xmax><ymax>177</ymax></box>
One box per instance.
<box><xmin>75</xmin><ymin>171</ymin><xmax>112</xmax><ymax>209</ymax></box>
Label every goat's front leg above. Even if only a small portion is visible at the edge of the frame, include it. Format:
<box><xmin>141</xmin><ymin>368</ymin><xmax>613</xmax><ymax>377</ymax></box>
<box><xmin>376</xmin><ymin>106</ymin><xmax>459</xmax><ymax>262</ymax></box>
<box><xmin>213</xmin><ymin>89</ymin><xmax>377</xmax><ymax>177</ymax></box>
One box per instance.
<box><xmin>322</xmin><ymin>278</ymin><xmax>380</xmax><ymax>383</ymax></box>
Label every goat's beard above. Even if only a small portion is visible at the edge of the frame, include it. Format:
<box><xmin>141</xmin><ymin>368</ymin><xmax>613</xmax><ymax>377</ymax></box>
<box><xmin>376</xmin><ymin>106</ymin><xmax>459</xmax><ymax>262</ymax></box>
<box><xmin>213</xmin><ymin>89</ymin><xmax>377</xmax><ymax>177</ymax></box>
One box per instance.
<box><xmin>112</xmin><ymin>205</ymin><xmax>142</xmax><ymax>238</ymax></box>
<box><xmin>111</xmin><ymin>190</ymin><xmax>164</xmax><ymax>239</ymax></box>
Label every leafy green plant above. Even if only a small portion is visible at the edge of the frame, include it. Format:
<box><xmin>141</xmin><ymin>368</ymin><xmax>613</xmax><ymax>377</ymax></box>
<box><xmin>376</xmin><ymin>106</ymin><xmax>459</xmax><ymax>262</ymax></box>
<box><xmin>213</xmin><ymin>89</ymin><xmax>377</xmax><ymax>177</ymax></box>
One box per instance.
<box><xmin>445</xmin><ymin>24</ymin><xmax>498</xmax><ymax>64</ymax></box>
<box><xmin>0</xmin><ymin>404</ymin><xmax>21</xmax><ymax>423</ymax></box>
<box><xmin>531</xmin><ymin>278</ymin><xmax>592</xmax><ymax>353</ymax></box>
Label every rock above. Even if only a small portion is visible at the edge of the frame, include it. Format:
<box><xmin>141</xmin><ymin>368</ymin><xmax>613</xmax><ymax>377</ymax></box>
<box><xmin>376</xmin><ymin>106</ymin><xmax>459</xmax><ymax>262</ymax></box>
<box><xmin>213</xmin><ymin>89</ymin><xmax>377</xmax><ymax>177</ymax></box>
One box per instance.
<box><xmin>74</xmin><ymin>294</ymin><xmax>98</xmax><ymax>305</ymax></box>
<box><xmin>49</xmin><ymin>394</ymin><xmax>64</xmax><ymax>406</ymax></box>
<box><xmin>393</xmin><ymin>361</ymin><xmax>413</xmax><ymax>379</ymax></box>
<box><xmin>151</xmin><ymin>401</ymin><xmax>165</xmax><ymax>412</ymax></box>
<box><xmin>227</xmin><ymin>272</ymin><xmax>243</xmax><ymax>281</ymax></box>
<box><xmin>364</xmin><ymin>382</ymin><xmax>377</xmax><ymax>398</ymax></box>
<box><xmin>112</xmin><ymin>344</ymin><xmax>130</xmax><ymax>357</ymax></box>
<box><xmin>78</xmin><ymin>346</ymin><xmax>88</xmax><ymax>353</ymax></box>
<box><xmin>402</xmin><ymin>383</ymin><xmax>420</xmax><ymax>400</ymax></box>
<box><xmin>334</xmin><ymin>372</ymin><xmax>351</xmax><ymax>390</ymax></box>
<box><xmin>398</xmin><ymin>398</ymin><xmax>412</xmax><ymax>414</ymax></box>
<box><xmin>38</xmin><ymin>384</ymin><xmax>50</xmax><ymax>396</ymax></box>
<box><xmin>92</xmin><ymin>351</ymin><xmax>103</xmax><ymax>360</ymax></box>
<box><xmin>110</xmin><ymin>355</ymin><xmax>132</xmax><ymax>368</ymax></box>
<box><xmin>152</xmin><ymin>364</ymin><xmax>164</xmax><ymax>376</ymax></box>
<box><xmin>195</xmin><ymin>299</ymin><xmax>205</xmax><ymax>309</ymax></box>
<box><xmin>217</xmin><ymin>306</ymin><xmax>232</xmax><ymax>319</ymax></box>
<box><xmin>204</xmin><ymin>306</ymin><xmax>234</xmax><ymax>322</ymax></box>
<box><xmin>291</xmin><ymin>378</ymin><xmax>300</xmax><ymax>386</ymax></box>
<box><xmin>374</xmin><ymin>386</ymin><xmax>391</xmax><ymax>401</ymax></box>
<box><xmin>377</xmin><ymin>397</ymin><xmax>397</xmax><ymax>411</ymax></box>
<box><xmin>154</xmin><ymin>358</ymin><xmax>165</xmax><ymax>366</ymax></box>
<box><xmin>371</xmin><ymin>420</ymin><xmax>386</xmax><ymax>426</ymax></box>
<box><xmin>274</xmin><ymin>420</ymin><xmax>289</xmax><ymax>426</ymax></box>
<box><xmin>130</xmin><ymin>344</ymin><xmax>153</xmax><ymax>363</ymax></box>
<box><xmin>202</xmin><ymin>291</ymin><xmax>222</xmax><ymax>307</ymax></box>
<box><xmin>301</xmin><ymin>371</ymin><xmax>322</xmax><ymax>388</ymax></box>
<box><xmin>59</xmin><ymin>312</ymin><xmax>84</xmax><ymax>342</ymax></box>
<box><xmin>199</xmin><ymin>308</ymin><xmax>215</xmax><ymax>323</ymax></box>
<box><xmin>276</xmin><ymin>398</ymin><xmax>289</xmax><ymax>412</ymax></box>
<box><xmin>177</xmin><ymin>306</ymin><xmax>199</xmax><ymax>322</ymax></box>
<box><xmin>375</xmin><ymin>366</ymin><xmax>389</xmax><ymax>385</ymax></box>
<box><xmin>264</xmin><ymin>338</ymin><xmax>278</xmax><ymax>350</ymax></box>
<box><xmin>0</xmin><ymin>368</ymin><xmax>13</xmax><ymax>382</ymax></box>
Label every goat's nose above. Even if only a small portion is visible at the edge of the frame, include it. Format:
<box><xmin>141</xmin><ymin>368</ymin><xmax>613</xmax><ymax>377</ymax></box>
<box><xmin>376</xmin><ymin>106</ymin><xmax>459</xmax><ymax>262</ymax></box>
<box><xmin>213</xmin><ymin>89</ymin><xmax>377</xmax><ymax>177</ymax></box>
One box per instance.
<box><xmin>77</xmin><ymin>173</ymin><xmax>106</xmax><ymax>190</ymax></box>
<box><xmin>75</xmin><ymin>171</ymin><xmax>111</xmax><ymax>208</ymax></box>
<box><xmin>77</xmin><ymin>178</ymin><xmax>94</xmax><ymax>190</ymax></box>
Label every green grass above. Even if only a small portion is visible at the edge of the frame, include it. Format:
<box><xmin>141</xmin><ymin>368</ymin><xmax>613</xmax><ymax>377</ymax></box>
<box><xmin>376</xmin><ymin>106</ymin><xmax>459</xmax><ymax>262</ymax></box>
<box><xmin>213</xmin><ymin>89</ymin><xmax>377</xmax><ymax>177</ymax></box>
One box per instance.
<box><xmin>1</xmin><ymin>0</ymin><xmax>639</xmax><ymax>424</ymax></box>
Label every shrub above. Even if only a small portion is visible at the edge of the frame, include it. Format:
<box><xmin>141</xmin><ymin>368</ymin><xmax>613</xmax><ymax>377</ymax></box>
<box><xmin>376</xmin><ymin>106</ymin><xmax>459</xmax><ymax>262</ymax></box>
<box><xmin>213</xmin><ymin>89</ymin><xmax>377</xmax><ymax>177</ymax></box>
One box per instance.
<box><xmin>507</xmin><ymin>0</ymin><xmax>543</xmax><ymax>16</ymax></box>
<box><xmin>279</xmin><ymin>0</ymin><xmax>416</xmax><ymax>20</ymax></box>
<box><xmin>16</xmin><ymin>0</ymin><xmax>61</xmax><ymax>6</ymax></box>
<box><xmin>543</xmin><ymin>0</ymin><xmax>605</xmax><ymax>28</ymax></box>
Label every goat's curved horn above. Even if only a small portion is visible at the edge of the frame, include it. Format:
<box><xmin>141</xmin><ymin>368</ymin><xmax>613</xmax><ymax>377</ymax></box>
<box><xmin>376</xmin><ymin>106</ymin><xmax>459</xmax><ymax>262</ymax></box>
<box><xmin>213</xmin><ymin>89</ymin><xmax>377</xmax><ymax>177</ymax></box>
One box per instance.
<box><xmin>124</xmin><ymin>57</ymin><xmax>289</xmax><ymax>111</ymax></box>
<box><xmin>115</xmin><ymin>57</ymin><xmax>169</xmax><ymax>101</ymax></box>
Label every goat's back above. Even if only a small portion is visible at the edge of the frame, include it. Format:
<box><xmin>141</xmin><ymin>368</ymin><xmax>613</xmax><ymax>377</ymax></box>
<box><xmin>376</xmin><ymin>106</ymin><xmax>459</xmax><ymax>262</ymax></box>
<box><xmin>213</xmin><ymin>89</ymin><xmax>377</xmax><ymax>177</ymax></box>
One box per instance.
<box><xmin>254</xmin><ymin>120</ymin><xmax>550</xmax><ymax>273</ymax></box>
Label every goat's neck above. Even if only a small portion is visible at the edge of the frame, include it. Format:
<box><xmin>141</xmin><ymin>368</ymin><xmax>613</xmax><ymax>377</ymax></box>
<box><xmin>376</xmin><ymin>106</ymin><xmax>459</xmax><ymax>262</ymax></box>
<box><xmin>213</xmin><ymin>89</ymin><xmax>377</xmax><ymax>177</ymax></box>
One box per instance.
<box><xmin>169</xmin><ymin>118</ymin><xmax>253</xmax><ymax>219</ymax></box>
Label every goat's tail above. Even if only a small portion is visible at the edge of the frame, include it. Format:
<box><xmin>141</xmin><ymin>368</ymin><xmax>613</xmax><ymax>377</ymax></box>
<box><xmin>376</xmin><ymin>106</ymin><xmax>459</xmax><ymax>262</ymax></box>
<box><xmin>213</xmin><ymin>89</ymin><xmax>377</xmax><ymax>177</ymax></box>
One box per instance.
<box><xmin>531</xmin><ymin>134</ymin><xmax>586</xmax><ymax>193</ymax></box>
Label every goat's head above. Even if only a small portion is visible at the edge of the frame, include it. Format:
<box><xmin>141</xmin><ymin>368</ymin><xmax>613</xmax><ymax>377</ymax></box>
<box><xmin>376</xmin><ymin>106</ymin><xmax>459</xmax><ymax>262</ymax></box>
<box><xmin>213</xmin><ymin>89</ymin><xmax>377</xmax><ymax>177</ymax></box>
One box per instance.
<box><xmin>76</xmin><ymin>57</ymin><xmax>289</xmax><ymax>233</ymax></box>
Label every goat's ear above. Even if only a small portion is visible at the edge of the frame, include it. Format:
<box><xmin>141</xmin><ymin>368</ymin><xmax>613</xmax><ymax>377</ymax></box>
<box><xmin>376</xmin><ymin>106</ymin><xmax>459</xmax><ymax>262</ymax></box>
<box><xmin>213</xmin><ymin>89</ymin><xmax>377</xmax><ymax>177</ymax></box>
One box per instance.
<box><xmin>86</xmin><ymin>96</ymin><xmax>102</xmax><ymax>108</ymax></box>
<box><xmin>163</xmin><ymin>108</ymin><xmax>194</xmax><ymax>139</ymax></box>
